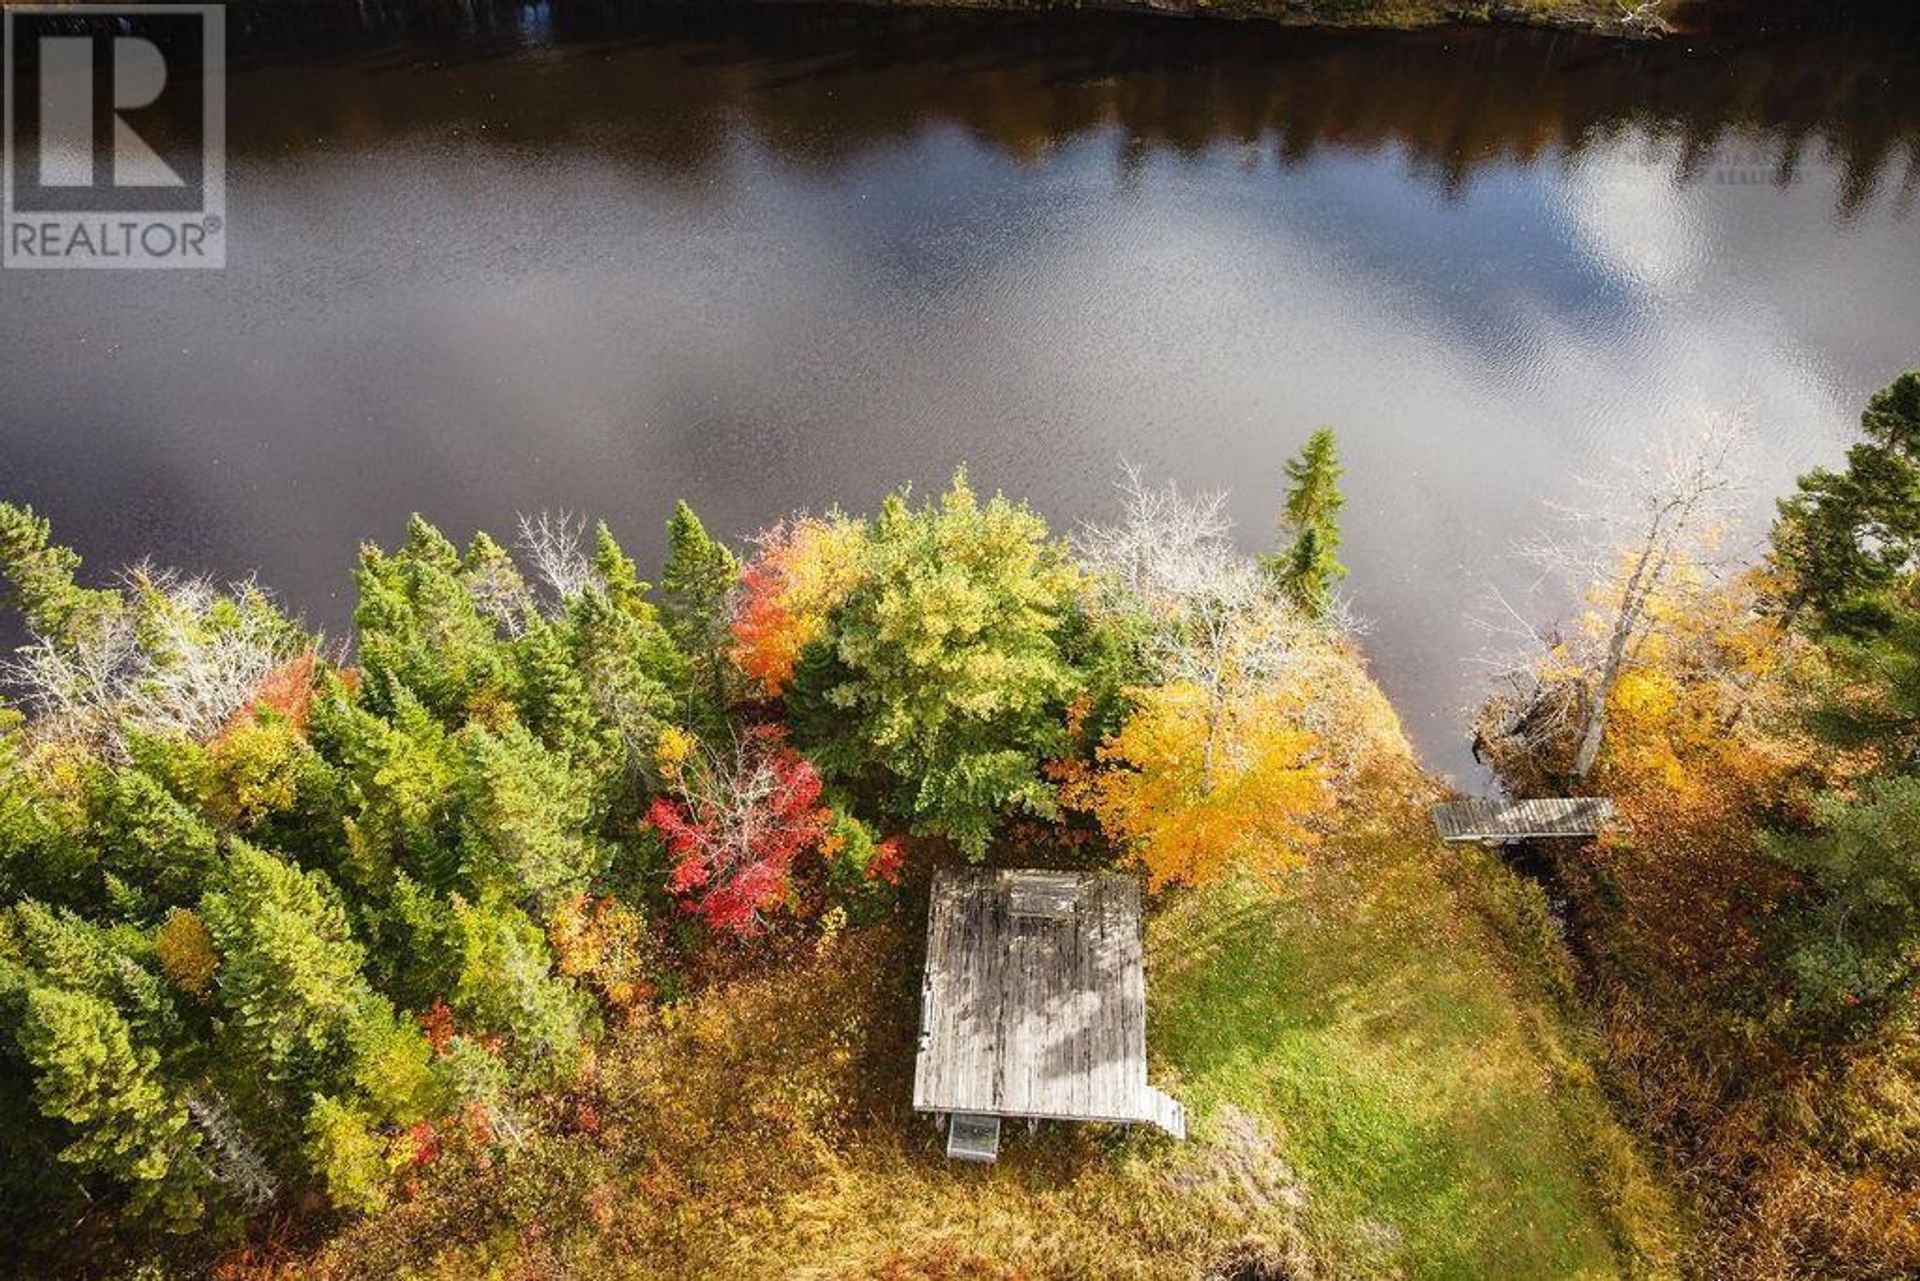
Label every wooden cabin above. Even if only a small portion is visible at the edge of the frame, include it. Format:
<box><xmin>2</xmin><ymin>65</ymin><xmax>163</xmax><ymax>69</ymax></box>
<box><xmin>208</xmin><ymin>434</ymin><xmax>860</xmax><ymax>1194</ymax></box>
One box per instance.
<box><xmin>913</xmin><ymin>868</ymin><xmax>1186</xmax><ymax>1162</ymax></box>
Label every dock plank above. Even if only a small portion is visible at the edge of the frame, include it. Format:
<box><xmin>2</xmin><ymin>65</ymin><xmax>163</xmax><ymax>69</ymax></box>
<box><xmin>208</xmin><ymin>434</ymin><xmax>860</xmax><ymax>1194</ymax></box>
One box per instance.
<box><xmin>1431</xmin><ymin>797</ymin><xmax>1615</xmax><ymax>842</ymax></box>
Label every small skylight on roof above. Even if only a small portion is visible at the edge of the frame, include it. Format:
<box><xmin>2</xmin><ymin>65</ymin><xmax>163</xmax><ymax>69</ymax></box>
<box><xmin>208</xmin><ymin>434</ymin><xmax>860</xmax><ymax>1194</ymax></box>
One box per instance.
<box><xmin>1007</xmin><ymin>870</ymin><xmax>1080</xmax><ymax>920</ymax></box>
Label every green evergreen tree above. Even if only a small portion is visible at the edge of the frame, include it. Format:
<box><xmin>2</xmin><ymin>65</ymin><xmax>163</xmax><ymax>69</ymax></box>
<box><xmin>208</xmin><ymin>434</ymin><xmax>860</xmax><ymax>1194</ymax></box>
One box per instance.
<box><xmin>453</xmin><ymin>721</ymin><xmax>602</xmax><ymax>910</ymax></box>
<box><xmin>1772</xmin><ymin>370</ymin><xmax>1920</xmax><ymax>636</ymax></box>
<box><xmin>198</xmin><ymin>841</ymin><xmax>373</xmax><ymax>1094</ymax></box>
<box><xmin>312</xmin><ymin>683</ymin><xmax>462</xmax><ymax>894</ymax></box>
<box><xmin>514</xmin><ymin>614</ymin><xmax>614</xmax><ymax>781</ymax></box>
<box><xmin>567</xmin><ymin>587</ymin><xmax>685</xmax><ymax>786</ymax></box>
<box><xmin>9</xmin><ymin>902</ymin><xmax>190</xmax><ymax>1061</ymax></box>
<box><xmin>660</xmin><ymin>501</ymin><xmax>740</xmax><ymax>724</ymax></box>
<box><xmin>85</xmin><ymin>767</ymin><xmax>222</xmax><ymax>920</ymax></box>
<box><xmin>0</xmin><ymin>502</ymin><xmax>123</xmax><ymax>646</ymax></box>
<box><xmin>197</xmin><ymin>841</ymin><xmax>439</xmax><ymax>1190</ymax></box>
<box><xmin>1760</xmin><ymin>774</ymin><xmax>1920</xmax><ymax>1040</ymax></box>
<box><xmin>1263</xmin><ymin>428</ymin><xmax>1348</xmax><ymax>619</ymax></box>
<box><xmin>446</xmin><ymin>893</ymin><xmax>595</xmax><ymax>1082</ymax></box>
<box><xmin>354</xmin><ymin>515</ymin><xmax>516</xmax><ymax>723</ymax></box>
<box><xmin>589</xmin><ymin>520</ymin><xmax>647</xmax><ymax>615</ymax></box>
<box><xmin>14</xmin><ymin>984</ymin><xmax>207</xmax><ymax>1231</ymax></box>
<box><xmin>461</xmin><ymin>530</ymin><xmax>533</xmax><ymax>635</ymax></box>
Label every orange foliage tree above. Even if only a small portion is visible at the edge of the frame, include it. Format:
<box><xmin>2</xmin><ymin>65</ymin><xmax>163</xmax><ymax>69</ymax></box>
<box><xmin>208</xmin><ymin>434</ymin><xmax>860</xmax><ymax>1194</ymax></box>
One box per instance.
<box><xmin>730</xmin><ymin>516</ymin><xmax>867</xmax><ymax>697</ymax></box>
<box><xmin>1070</xmin><ymin>679</ymin><xmax>1329</xmax><ymax>889</ymax></box>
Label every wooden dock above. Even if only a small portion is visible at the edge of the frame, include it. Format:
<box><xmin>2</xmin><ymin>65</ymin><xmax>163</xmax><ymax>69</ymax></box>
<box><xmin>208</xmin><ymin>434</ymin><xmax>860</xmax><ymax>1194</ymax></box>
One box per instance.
<box><xmin>913</xmin><ymin>869</ymin><xmax>1184</xmax><ymax>1142</ymax></box>
<box><xmin>1431</xmin><ymin>797</ymin><xmax>1616</xmax><ymax>843</ymax></box>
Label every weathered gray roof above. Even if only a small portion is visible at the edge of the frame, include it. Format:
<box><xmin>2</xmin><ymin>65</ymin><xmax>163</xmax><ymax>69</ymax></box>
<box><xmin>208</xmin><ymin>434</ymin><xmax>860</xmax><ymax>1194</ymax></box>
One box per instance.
<box><xmin>913</xmin><ymin>868</ymin><xmax>1184</xmax><ymax>1138</ymax></box>
<box><xmin>1431</xmin><ymin>797</ymin><xmax>1616</xmax><ymax>842</ymax></box>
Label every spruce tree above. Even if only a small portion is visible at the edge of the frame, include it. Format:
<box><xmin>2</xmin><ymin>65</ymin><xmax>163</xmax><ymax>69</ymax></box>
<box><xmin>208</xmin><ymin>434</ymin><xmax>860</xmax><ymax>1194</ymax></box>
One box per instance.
<box><xmin>198</xmin><ymin>841</ymin><xmax>371</xmax><ymax>1093</ymax></box>
<box><xmin>353</xmin><ymin>515</ymin><xmax>515</xmax><ymax>722</ymax></box>
<box><xmin>1772</xmin><ymin>370</ymin><xmax>1920</xmax><ymax>635</ymax></box>
<box><xmin>1760</xmin><ymin>774</ymin><xmax>1920</xmax><ymax>1040</ymax></box>
<box><xmin>0</xmin><ymin>502</ymin><xmax>123</xmax><ymax>647</ymax></box>
<box><xmin>1264</xmin><ymin>428</ymin><xmax>1348</xmax><ymax>619</ymax></box>
<box><xmin>660</xmin><ymin>501</ymin><xmax>740</xmax><ymax>725</ymax></box>
<box><xmin>446</xmin><ymin>893</ymin><xmax>596</xmax><ymax>1082</ymax></box>
<box><xmin>453</xmin><ymin>721</ymin><xmax>601</xmax><ymax>910</ymax></box>
<box><xmin>15</xmin><ymin>984</ymin><xmax>208</xmax><ymax>1230</ymax></box>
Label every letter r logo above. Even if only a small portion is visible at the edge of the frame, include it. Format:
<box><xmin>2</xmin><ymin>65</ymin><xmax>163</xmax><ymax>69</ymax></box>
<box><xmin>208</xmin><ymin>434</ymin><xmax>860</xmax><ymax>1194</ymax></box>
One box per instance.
<box><xmin>36</xmin><ymin>36</ymin><xmax>183</xmax><ymax>189</ymax></box>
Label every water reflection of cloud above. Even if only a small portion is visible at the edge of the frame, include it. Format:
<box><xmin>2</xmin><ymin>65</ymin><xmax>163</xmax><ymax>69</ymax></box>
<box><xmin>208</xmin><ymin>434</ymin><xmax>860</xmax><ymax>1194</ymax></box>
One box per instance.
<box><xmin>5</xmin><ymin>26</ymin><xmax>1919</xmax><ymax>784</ymax></box>
<box><xmin>897</xmin><ymin>120</ymin><xmax>1910</xmax><ymax>780</ymax></box>
<box><xmin>1564</xmin><ymin>140</ymin><xmax>1710</xmax><ymax>296</ymax></box>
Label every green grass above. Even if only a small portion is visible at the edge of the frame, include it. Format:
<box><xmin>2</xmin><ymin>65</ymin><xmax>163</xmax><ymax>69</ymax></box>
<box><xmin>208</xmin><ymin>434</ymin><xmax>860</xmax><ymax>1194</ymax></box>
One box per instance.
<box><xmin>1150</xmin><ymin>778</ymin><xmax>1680</xmax><ymax>1278</ymax></box>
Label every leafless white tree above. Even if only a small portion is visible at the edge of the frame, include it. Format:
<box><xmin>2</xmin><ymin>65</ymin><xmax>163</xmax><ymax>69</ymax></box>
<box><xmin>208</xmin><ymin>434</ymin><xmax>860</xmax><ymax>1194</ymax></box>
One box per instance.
<box><xmin>516</xmin><ymin>510</ymin><xmax>595</xmax><ymax>609</ymax></box>
<box><xmin>2</xmin><ymin>567</ymin><xmax>305</xmax><ymax>758</ymax></box>
<box><xmin>1075</xmin><ymin>463</ymin><xmax>1242</xmax><ymax>610</ymax></box>
<box><xmin>121</xmin><ymin>573</ymin><xmax>293</xmax><ymax>745</ymax></box>
<box><xmin>1078</xmin><ymin>465</ymin><xmax>1319</xmax><ymax>778</ymax></box>
<box><xmin>186</xmin><ymin>1090</ymin><xmax>279</xmax><ymax>1210</ymax></box>
<box><xmin>466</xmin><ymin>545</ymin><xmax>536</xmax><ymax>639</ymax></box>
<box><xmin>1477</xmin><ymin>409</ymin><xmax>1752</xmax><ymax>780</ymax></box>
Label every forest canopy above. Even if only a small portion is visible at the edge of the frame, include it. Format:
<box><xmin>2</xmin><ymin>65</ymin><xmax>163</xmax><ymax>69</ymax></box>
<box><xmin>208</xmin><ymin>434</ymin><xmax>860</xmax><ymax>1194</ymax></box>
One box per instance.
<box><xmin>0</xmin><ymin>454</ymin><xmax>1351</xmax><ymax>1268</ymax></box>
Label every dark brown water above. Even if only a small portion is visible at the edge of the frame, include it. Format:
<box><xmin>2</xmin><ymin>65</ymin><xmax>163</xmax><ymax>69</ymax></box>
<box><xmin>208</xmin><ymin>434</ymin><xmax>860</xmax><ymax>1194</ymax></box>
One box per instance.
<box><xmin>3</xmin><ymin>3</ymin><xmax>1918</xmax><ymax>782</ymax></box>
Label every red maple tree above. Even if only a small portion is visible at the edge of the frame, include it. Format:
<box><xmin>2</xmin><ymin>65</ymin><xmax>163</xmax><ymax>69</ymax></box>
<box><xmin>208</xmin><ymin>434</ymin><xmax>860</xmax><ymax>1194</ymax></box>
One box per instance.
<box><xmin>646</xmin><ymin>726</ymin><xmax>827</xmax><ymax>936</ymax></box>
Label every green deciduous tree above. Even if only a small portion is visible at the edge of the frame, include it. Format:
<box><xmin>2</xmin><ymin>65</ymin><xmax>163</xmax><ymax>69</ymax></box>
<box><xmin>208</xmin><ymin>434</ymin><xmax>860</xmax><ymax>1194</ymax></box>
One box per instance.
<box><xmin>789</xmin><ymin>471</ymin><xmax>1084</xmax><ymax>856</ymax></box>
<box><xmin>303</xmin><ymin>1095</ymin><xmax>391</xmax><ymax>1216</ymax></box>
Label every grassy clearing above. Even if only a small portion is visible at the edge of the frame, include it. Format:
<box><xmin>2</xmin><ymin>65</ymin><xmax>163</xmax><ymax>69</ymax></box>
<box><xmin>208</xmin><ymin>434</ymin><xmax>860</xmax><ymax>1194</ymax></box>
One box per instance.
<box><xmin>1151</xmin><ymin>762</ymin><xmax>1683</xmax><ymax>1277</ymax></box>
<box><xmin>281</xmin><ymin>770</ymin><xmax>1680</xmax><ymax>1280</ymax></box>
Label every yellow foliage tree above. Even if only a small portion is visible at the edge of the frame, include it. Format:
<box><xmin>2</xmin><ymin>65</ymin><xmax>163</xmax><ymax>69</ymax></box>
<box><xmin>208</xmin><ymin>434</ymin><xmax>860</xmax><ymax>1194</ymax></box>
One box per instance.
<box><xmin>1074</xmin><ymin>679</ymin><xmax>1330</xmax><ymax>889</ymax></box>
<box><xmin>154</xmin><ymin>907</ymin><xmax>218</xmax><ymax>996</ymax></box>
<box><xmin>1595</xmin><ymin>567</ymin><xmax>1813</xmax><ymax>805</ymax></box>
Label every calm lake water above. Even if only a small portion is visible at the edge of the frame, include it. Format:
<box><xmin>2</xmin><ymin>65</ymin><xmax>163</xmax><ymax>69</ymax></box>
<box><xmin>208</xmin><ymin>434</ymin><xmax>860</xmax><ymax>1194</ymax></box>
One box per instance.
<box><xmin>3</xmin><ymin>3</ymin><xmax>1918</xmax><ymax>782</ymax></box>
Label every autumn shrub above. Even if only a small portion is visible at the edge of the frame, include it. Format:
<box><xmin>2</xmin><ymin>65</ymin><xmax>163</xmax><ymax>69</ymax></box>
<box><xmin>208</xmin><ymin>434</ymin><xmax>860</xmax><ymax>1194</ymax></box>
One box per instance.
<box><xmin>153</xmin><ymin>907</ymin><xmax>218</xmax><ymax>996</ymax></box>
<box><xmin>815</xmin><ymin>805</ymin><xmax>905</xmax><ymax>923</ymax></box>
<box><xmin>547</xmin><ymin>894</ymin><xmax>659</xmax><ymax>1018</ymax></box>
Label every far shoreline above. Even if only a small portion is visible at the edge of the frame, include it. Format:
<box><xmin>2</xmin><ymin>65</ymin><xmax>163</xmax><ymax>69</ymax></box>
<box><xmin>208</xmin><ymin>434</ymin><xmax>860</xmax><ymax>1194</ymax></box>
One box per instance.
<box><xmin>734</xmin><ymin>0</ymin><xmax>1676</xmax><ymax>40</ymax></box>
